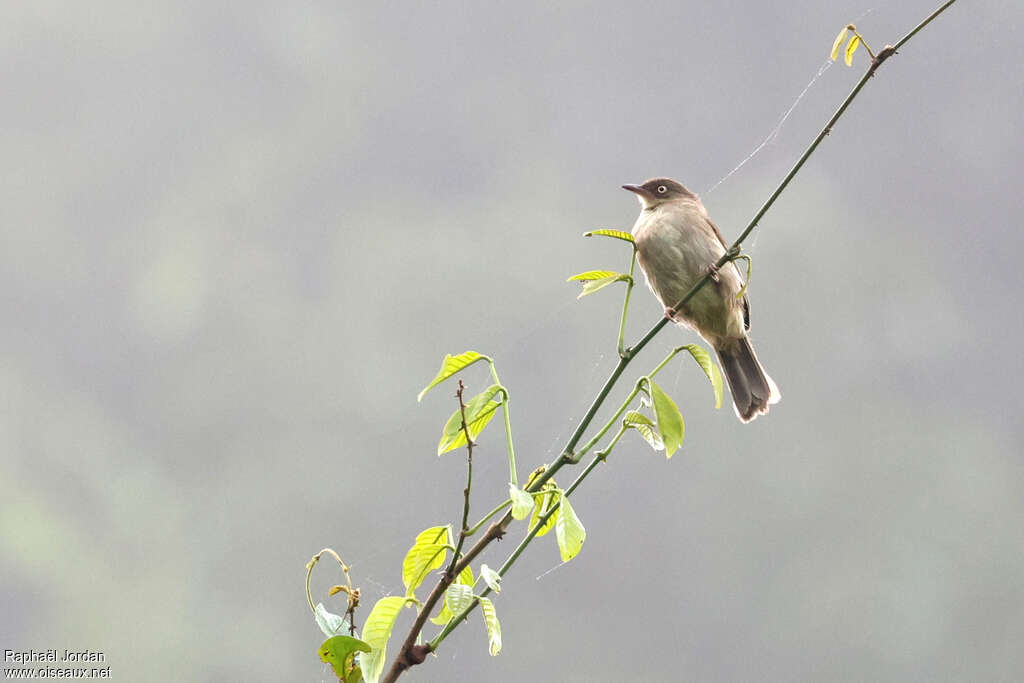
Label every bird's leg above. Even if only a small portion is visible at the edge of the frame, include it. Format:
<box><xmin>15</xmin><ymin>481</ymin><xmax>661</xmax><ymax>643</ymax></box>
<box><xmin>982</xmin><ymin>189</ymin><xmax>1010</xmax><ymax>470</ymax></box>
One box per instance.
<box><xmin>706</xmin><ymin>262</ymin><xmax>721</xmax><ymax>283</ymax></box>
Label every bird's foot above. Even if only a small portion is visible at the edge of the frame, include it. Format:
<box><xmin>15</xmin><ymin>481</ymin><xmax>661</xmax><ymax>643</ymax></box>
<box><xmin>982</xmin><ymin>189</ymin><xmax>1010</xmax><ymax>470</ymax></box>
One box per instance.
<box><xmin>706</xmin><ymin>263</ymin><xmax>721</xmax><ymax>282</ymax></box>
<box><xmin>664</xmin><ymin>306</ymin><xmax>677</xmax><ymax>320</ymax></box>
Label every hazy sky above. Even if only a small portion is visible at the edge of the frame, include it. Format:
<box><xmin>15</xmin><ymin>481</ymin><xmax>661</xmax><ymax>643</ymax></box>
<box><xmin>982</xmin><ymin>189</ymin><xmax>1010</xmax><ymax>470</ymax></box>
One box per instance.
<box><xmin>3</xmin><ymin>2</ymin><xmax>1023</xmax><ymax>681</ymax></box>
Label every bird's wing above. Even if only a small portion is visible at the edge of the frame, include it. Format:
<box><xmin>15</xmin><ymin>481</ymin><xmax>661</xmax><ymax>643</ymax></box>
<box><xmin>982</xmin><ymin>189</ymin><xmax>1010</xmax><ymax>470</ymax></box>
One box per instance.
<box><xmin>706</xmin><ymin>216</ymin><xmax>751</xmax><ymax>330</ymax></box>
<box><xmin>704</xmin><ymin>216</ymin><xmax>730</xmax><ymax>251</ymax></box>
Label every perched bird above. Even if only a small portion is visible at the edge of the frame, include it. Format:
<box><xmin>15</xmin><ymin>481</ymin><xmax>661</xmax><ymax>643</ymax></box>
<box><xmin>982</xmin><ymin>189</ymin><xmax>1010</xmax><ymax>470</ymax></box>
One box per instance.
<box><xmin>623</xmin><ymin>178</ymin><xmax>780</xmax><ymax>422</ymax></box>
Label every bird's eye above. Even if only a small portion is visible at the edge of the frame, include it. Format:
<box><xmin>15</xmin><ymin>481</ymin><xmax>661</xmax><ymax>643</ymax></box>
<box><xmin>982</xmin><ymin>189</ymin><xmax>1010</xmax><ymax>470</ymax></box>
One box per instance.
<box><xmin>657</xmin><ymin>185</ymin><xmax>667</xmax><ymax>194</ymax></box>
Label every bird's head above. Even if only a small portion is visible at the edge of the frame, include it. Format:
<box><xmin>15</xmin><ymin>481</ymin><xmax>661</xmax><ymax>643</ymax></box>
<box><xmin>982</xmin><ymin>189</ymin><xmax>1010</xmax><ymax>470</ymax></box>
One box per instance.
<box><xmin>621</xmin><ymin>177</ymin><xmax>696</xmax><ymax>209</ymax></box>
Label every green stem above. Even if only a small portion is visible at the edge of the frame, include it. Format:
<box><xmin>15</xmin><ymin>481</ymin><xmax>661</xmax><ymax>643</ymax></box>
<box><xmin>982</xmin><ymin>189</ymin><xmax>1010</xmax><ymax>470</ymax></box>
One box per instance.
<box><xmin>466</xmin><ymin>499</ymin><xmax>512</xmax><ymax>536</ymax></box>
<box><xmin>566</xmin><ymin>431</ymin><xmax>623</xmax><ymax>498</ymax></box>
<box><xmin>573</xmin><ymin>383</ymin><xmax>642</xmax><ymax>461</ymax></box>
<box><xmin>893</xmin><ymin>0</ymin><xmax>957</xmax><ymax>51</ymax></box>
<box><xmin>617</xmin><ymin>249</ymin><xmax>638</xmax><ymax>357</ymax></box>
<box><xmin>648</xmin><ymin>348</ymin><xmax>680</xmax><ymax>378</ymax></box>
<box><xmin>488</xmin><ymin>362</ymin><xmax>519</xmax><ymax>486</ymax></box>
<box><xmin>851</xmin><ymin>31</ymin><xmax>876</xmax><ymax>59</ymax></box>
<box><xmin>530</xmin><ymin>356</ymin><xmax>630</xmax><ymax>480</ymax></box>
<box><xmin>573</xmin><ymin>343</ymin><xmax>692</xmax><ymax>461</ymax></box>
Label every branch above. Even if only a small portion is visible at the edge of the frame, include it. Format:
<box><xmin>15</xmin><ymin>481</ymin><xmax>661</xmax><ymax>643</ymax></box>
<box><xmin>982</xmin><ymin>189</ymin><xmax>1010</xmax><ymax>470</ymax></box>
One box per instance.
<box><xmin>378</xmin><ymin>2</ymin><xmax>958</xmax><ymax>678</ymax></box>
<box><xmin>381</xmin><ymin>514</ymin><xmax>510</xmax><ymax>683</ymax></box>
<box><xmin>445</xmin><ymin>380</ymin><xmax>475</xmax><ymax>580</ymax></box>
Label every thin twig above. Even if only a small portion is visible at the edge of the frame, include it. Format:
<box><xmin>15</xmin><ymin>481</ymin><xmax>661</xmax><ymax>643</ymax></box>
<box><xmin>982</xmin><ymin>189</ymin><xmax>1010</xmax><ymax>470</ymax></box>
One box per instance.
<box><xmin>446</xmin><ymin>380</ymin><xmax>474</xmax><ymax>580</ymax></box>
<box><xmin>305</xmin><ymin>548</ymin><xmax>361</xmax><ymax>636</ymax></box>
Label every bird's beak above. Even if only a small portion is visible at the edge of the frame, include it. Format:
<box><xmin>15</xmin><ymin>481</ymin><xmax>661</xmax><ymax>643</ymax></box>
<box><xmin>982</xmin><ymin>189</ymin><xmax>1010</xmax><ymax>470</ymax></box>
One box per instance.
<box><xmin>621</xmin><ymin>184</ymin><xmax>650</xmax><ymax>198</ymax></box>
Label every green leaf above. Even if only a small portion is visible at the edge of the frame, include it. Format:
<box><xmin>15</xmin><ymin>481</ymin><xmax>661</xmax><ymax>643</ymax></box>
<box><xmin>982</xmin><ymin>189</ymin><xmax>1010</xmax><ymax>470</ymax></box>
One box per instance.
<box><xmin>430</xmin><ymin>600</ymin><xmax>453</xmax><ymax>626</ymax></box>
<box><xmin>583</xmin><ymin>228</ymin><xmax>635</xmax><ymax>244</ymax></box>
<box><xmin>681</xmin><ymin>344</ymin><xmax>724</xmax><ymax>410</ymax></box>
<box><xmin>508</xmin><ymin>483</ymin><xmax>534</xmax><ymax>520</ymax></box>
<box><xmin>465</xmin><ymin>384</ymin><xmax>503</xmax><ymax>417</ymax></box>
<box><xmin>529</xmin><ymin>486</ymin><xmax>560</xmax><ymax>537</ymax></box>
<box><xmin>844</xmin><ymin>34</ymin><xmax>860</xmax><ymax>66</ymax></box>
<box><xmin>445</xmin><ymin>583</ymin><xmax>474</xmax><ymax>615</ymax></box>
<box><xmin>830</xmin><ymin>27</ymin><xmax>849</xmax><ymax>60</ymax></box>
<box><xmin>430</xmin><ymin>565</ymin><xmax>474</xmax><ymax>625</ymax></box>
<box><xmin>622</xmin><ymin>410</ymin><xmax>655</xmax><ymax>428</ymax></box>
<box><xmin>418</xmin><ymin>351</ymin><xmax>489</xmax><ymax>402</ymax></box>
<box><xmin>437</xmin><ymin>384</ymin><xmax>504</xmax><ymax>454</ymax></box>
<box><xmin>358</xmin><ymin>596</ymin><xmax>407</xmax><ymax>683</ymax></box>
<box><xmin>401</xmin><ymin>526</ymin><xmax>451</xmax><ymax>597</ymax></box>
<box><xmin>623</xmin><ymin>410</ymin><xmax>664</xmax><ymax>451</ymax></box>
<box><xmin>479</xmin><ymin>563</ymin><xmax>502</xmax><ymax>593</ymax></box>
<box><xmin>567</xmin><ymin>269</ymin><xmax>621</xmax><ymax>282</ymax></box>
<box><xmin>573</xmin><ymin>273</ymin><xmax>631</xmax><ymax>299</ymax></box>
<box><xmin>437</xmin><ymin>399</ymin><xmax>501</xmax><ymax>455</ymax></box>
<box><xmin>555</xmin><ymin>496</ymin><xmax>586</xmax><ymax>562</ymax></box>
<box><xmin>478</xmin><ymin>597</ymin><xmax>502</xmax><ymax>656</ymax></box>
<box><xmin>315</xmin><ymin>602</ymin><xmax>350</xmax><ymax>638</ymax></box>
<box><xmin>319</xmin><ymin>635</ymin><xmax>371</xmax><ymax>681</ymax></box>
<box><xmin>649</xmin><ymin>379</ymin><xmax>685</xmax><ymax>458</ymax></box>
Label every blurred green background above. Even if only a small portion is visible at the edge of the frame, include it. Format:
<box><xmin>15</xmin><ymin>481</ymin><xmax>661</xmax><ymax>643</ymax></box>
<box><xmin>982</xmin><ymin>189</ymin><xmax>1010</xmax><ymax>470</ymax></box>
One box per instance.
<box><xmin>3</xmin><ymin>1</ymin><xmax>1022</xmax><ymax>681</ymax></box>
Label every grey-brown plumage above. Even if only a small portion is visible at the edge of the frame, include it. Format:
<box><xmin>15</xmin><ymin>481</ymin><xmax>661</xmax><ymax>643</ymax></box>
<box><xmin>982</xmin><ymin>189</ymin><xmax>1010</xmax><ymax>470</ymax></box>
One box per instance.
<box><xmin>623</xmin><ymin>178</ymin><xmax>780</xmax><ymax>422</ymax></box>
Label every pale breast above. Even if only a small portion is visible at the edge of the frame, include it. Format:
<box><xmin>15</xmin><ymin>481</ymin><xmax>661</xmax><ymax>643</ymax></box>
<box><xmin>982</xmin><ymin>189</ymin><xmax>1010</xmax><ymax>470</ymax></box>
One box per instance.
<box><xmin>632</xmin><ymin>202</ymin><xmax>745</xmax><ymax>342</ymax></box>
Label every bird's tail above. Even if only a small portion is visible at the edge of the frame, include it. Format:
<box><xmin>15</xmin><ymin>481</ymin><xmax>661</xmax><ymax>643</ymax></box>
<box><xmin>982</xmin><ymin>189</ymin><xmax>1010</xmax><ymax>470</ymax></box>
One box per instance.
<box><xmin>716</xmin><ymin>337</ymin><xmax>780</xmax><ymax>423</ymax></box>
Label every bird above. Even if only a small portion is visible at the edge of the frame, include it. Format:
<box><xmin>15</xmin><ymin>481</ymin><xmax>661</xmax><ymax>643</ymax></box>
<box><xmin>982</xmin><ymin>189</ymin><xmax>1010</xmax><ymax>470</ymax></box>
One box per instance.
<box><xmin>623</xmin><ymin>177</ymin><xmax>779</xmax><ymax>422</ymax></box>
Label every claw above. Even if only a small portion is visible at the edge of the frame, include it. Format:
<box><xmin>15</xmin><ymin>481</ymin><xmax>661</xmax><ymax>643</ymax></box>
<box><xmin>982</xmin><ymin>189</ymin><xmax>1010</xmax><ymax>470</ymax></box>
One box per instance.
<box><xmin>706</xmin><ymin>262</ymin><xmax>720</xmax><ymax>283</ymax></box>
<box><xmin>664</xmin><ymin>306</ymin><xmax>677</xmax><ymax>320</ymax></box>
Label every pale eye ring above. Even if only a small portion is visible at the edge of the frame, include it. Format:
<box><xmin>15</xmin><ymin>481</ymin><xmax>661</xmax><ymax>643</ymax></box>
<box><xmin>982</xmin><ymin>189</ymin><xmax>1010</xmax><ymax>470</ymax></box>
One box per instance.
<box><xmin>657</xmin><ymin>185</ymin><xmax>667</xmax><ymax>194</ymax></box>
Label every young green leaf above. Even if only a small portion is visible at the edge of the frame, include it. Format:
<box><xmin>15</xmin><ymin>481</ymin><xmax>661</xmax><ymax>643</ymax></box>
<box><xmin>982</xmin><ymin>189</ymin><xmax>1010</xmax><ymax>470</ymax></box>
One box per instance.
<box><xmin>830</xmin><ymin>26</ymin><xmax>850</xmax><ymax>60</ymax></box>
<box><xmin>315</xmin><ymin>602</ymin><xmax>351</xmax><ymax>638</ymax></box>
<box><xmin>358</xmin><ymin>596</ymin><xmax>407</xmax><ymax>683</ymax></box>
<box><xmin>465</xmin><ymin>384</ymin><xmax>503</xmax><ymax>416</ymax></box>
<box><xmin>479</xmin><ymin>564</ymin><xmax>502</xmax><ymax>593</ymax></box>
<box><xmin>478</xmin><ymin>597</ymin><xmax>502</xmax><ymax>656</ymax></box>
<box><xmin>445</xmin><ymin>583</ymin><xmax>474</xmax><ymax>615</ymax></box>
<box><xmin>583</xmin><ymin>228</ymin><xmax>635</xmax><ymax>244</ymax></box>
<box><xmin>319</xmin><ymin>635</ymin><xmax>371</xmax><ymax>681</ymax></box>
<box><xmin>648</xmin><ymin>379</ymin><xmax>685</xmax><ymax>458</ymax></box>
<box><xmin>508</xmin><ymin>483</ymin><xmax>534</xmax><ymax>520</ymax></box>
<box><xmin>844</xmin><ymin>34</ymin><xmax>861</xmax><ymax>66</ymax></box>
<box><xmin>437</xmin><ymin>383</ymin><xmax>504</xmax><ymax>455</ymax></box>
<box><xmin>681</xmin><ymin>344</ymin><xmax>724</xmax><ymax>409</ymax></box>
<box><xmin>430</xmin><ymin>601</ymin><xmax>453</xmax><ymax>627</ymax></box>
<box><xmin>555</xmin><ymin>496</ymin><xmax>586</xmax><ymax>562</ymax></box>
<box><xmin>573</xmin><ymin>273</ymin><xmax>631</xmax><ymax>299</ymax></box>
<box><xmin>418</xmin><ymin>351</ymin><xmax>489</xmax><ymax>402</ymax></box>
<box><xmin>437</xmin><ymin>399</ymin><xmax>501</xmax><ymax>455</ymax></box>
<box><xmin>401</xmin><ymin>526</ymin><xmax>451</xmax><ymax>597</ymax></box>
<box><xmin>430</xmin><ymin>565</ymin><xmax>474</xmax><ymax>625</ymax></box>
<box><xmin>567</xmin><ymin>269</ymin><xmax>621</xmax><ymax>282</ymax></box>
<box><xmin>529</xmin><ymin>486</ymin><xmax>560</xmax><ymax>537</ymax></box>
<box><xmin>623</xmin><ymin>410</ymin><xmax>664</xmax><ymax>451</ymax></box>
